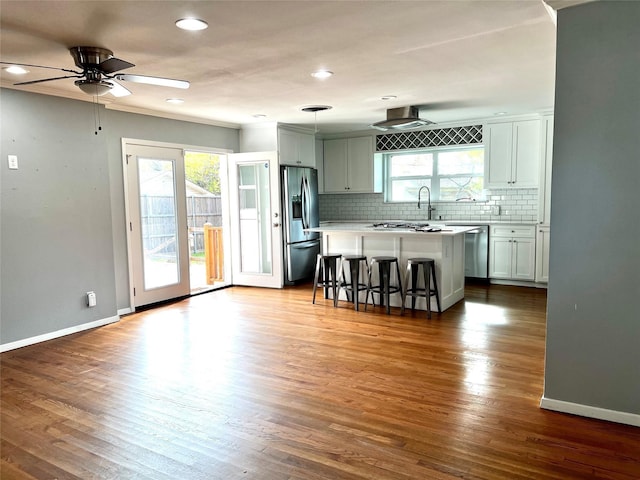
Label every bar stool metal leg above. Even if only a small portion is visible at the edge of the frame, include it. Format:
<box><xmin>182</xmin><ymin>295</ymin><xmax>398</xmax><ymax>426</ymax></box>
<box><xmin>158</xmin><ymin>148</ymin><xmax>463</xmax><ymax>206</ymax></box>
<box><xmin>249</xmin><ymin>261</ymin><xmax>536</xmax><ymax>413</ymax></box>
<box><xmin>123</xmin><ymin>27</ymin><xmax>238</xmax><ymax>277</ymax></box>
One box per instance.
<box><xmin>312</xmin><ymin>254</ymin><xmax>341</xmax><ymax>306</ymax></box>
<box><xmin>336</xmin><ymin>255</ymin><xmax>369</xmax><ymax>311</ymax></box>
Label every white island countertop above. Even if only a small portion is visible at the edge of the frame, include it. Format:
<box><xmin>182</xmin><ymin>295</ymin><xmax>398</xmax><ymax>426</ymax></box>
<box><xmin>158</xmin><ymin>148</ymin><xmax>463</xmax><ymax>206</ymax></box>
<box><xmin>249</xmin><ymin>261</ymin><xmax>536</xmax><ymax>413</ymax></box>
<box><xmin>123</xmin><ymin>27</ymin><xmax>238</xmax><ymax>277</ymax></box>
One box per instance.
<box><xmin>306</xmin><ymin>222</ymin><xmax>477</xmax><ymax>236</ymax></box>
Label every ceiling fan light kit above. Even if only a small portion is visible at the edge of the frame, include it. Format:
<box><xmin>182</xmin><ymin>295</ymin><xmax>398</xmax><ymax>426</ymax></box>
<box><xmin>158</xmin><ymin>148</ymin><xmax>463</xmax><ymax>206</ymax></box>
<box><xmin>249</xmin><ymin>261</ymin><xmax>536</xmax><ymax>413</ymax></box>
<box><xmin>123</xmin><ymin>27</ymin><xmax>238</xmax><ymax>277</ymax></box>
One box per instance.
<box><xmin>75</xmin><ymin>79</ymin><xmax>113</xmax><ymax>96</ymax></box>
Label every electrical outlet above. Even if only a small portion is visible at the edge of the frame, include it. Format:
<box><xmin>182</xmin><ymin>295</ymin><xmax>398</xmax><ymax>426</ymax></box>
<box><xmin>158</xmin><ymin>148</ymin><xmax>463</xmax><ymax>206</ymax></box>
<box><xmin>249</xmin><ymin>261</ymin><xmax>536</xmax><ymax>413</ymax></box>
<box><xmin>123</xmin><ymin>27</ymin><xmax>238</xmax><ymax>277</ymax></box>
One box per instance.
<box><xmin>86</xmin><ymin>291</ymin><xmax>97</xmax><ymax>307</ymax></box>
<box><xmin>491</xmin><ymin>205</ymin><xmax>500</xmax><ymax>215</ymax></box>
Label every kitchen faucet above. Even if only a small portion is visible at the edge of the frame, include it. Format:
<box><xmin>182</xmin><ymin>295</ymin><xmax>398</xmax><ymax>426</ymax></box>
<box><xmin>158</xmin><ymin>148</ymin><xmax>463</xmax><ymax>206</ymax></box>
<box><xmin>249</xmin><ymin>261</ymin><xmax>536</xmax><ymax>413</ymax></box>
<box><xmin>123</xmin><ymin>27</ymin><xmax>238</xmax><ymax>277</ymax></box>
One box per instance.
<box><xmin>417</xmin><ymin>185</ymin><xmax>433</xmax><ymax>220</ymax></box>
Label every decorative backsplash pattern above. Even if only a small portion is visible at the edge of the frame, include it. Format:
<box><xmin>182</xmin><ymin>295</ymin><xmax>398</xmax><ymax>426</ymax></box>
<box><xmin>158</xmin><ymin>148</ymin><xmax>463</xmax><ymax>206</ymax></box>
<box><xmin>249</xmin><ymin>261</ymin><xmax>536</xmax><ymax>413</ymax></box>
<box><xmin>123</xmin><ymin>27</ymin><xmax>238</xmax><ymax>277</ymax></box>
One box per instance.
<box><xmin>319</xmin><ymin>188</ymin><xmax>538</xmax><ymax>223</ymax></box>
<box><xmin>375</xmin><ymin>125</ymin><xmax>483</xmax><ymax>151</ymax></box>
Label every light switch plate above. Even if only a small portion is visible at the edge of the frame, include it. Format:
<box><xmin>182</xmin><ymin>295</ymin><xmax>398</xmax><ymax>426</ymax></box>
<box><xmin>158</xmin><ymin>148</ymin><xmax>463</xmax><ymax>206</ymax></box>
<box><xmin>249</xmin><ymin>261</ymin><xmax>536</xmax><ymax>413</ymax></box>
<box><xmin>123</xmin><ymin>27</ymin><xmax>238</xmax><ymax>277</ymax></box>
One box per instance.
<box><xmin>8</xmin><ymin>155</ymin><xmax>18</xmax><ymax>170</ymax></box>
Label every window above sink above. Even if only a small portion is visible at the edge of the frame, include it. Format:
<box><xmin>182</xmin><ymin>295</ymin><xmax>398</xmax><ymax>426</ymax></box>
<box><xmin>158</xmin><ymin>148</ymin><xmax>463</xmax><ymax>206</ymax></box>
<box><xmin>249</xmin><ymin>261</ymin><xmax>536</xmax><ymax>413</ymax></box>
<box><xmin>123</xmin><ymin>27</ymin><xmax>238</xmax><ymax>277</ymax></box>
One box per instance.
<box><xmin>382</xmin><ymin>146</ymin><xmax>486</xmax><ymax>203</ymax></box>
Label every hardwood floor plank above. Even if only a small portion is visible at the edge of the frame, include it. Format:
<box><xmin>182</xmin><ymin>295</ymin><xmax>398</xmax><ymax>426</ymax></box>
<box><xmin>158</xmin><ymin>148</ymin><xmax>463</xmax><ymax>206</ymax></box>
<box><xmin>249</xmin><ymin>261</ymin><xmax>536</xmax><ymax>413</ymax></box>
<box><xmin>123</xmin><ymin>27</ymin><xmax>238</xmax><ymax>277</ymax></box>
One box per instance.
<box><xmin>2</xmin><ymin>284</ymin><xmax>639</xmax><ymax>479</ymax></box>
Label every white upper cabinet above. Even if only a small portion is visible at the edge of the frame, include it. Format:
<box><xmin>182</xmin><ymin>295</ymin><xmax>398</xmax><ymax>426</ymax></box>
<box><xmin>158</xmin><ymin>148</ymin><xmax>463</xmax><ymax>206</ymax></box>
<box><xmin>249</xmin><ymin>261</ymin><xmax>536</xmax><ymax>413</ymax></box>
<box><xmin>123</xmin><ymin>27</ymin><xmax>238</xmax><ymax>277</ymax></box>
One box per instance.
<box><xmin>323</xmin><ymin>136</ymin><xmax>374</xmax><ymax>193</ymax></box>
<box><xmin>537</xmin><ymin>115</ymin><xmax>554</xmax><ymax>225</ymax></box>
<box><xmin>278</xmin><ymin>127</ymin><xmax>315</xmax><ymax>167</ymax></box>
<box><xmin>485</xmin><ymin>120</ymin><xmax>541</xmax><ymax>188</ymax></box>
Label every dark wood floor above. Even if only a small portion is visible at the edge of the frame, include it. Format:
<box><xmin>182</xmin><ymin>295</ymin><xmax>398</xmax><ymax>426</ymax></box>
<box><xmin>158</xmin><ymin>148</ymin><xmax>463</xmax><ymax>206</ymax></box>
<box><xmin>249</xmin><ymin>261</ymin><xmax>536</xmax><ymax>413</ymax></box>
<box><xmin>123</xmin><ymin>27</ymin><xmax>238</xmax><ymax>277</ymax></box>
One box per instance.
<box><xmin>2</xmin><ymin>284</ymin><xmax>639</xmax><ymax>479</ymax></box>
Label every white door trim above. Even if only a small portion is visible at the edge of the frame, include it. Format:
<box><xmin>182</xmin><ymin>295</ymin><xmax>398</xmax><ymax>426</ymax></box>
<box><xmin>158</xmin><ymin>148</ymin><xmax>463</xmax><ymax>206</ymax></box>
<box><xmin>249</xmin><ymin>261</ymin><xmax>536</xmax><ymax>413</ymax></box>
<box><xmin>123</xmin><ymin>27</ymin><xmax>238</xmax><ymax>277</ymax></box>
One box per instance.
<box><xmin>121</xmin><ymin>138</ymin><xmax>233</xmax><ymax>311</ymax></box>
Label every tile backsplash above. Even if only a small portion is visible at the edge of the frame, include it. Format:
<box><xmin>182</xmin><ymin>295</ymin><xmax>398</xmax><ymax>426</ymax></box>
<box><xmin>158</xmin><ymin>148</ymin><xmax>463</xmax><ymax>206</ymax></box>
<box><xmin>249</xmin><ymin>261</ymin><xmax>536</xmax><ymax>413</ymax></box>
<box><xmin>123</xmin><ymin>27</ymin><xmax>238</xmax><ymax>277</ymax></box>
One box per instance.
<box><xmin>319</xmin><ymin>188</ymin><xmax>538</xmax><ymax>223</ymax></box>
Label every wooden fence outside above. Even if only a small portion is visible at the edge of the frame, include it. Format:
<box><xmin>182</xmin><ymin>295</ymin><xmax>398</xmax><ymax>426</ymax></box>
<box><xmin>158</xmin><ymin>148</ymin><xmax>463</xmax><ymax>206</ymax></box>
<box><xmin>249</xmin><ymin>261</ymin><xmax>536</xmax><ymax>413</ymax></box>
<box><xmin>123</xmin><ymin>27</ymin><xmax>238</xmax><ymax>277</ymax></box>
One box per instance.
<box><xmin>140</xmin><ymin>195</ymin><xmax>222</xmax><ymax>255</ymax></box>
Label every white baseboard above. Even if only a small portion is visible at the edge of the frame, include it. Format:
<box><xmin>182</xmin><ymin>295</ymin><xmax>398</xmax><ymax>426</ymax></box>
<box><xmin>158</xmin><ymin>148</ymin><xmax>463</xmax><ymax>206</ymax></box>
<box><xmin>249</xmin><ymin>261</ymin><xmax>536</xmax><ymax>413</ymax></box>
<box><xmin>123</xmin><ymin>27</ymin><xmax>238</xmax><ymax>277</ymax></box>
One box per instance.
<box><xmin>0</xmin><ymin>315</ymin><xmax>120</xmax><ymax>353</ymax></box>
<box><xmin>540</xmin><ymin>397</ymin><xmax>640</xmax><ymax>427</ymax></box>
<box><xmin>117</xmin><ymin>307</ymin><xmax>133</xmax><ymax>316</ymax></box>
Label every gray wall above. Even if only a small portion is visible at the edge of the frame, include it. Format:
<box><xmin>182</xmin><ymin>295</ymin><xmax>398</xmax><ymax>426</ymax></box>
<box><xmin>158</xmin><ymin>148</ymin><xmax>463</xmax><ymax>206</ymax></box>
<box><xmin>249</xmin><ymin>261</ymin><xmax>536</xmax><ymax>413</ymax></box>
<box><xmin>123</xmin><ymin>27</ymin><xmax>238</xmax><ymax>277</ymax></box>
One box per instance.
<box><xmin>544</xmin><ymin>2</ymin><xmax>640</xmax><ymax>415</ymax></box>
<box><xmin>1</xmin><ymin>89</ymin><xmax>239</xmax><ymax>345</ymax></box>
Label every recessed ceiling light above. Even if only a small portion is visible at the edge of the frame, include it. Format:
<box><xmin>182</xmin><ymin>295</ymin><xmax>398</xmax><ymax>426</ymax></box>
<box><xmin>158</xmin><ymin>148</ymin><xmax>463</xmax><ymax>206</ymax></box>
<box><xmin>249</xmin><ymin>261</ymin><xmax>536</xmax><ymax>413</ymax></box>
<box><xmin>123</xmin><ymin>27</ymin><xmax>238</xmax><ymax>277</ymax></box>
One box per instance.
<box><xmin>381</xmin><ymin>95</ymin><xmax>397</xmax><ymax>101</ymax></box>
<box><xmin>494</xmin><ymin>111</ymin><xmax>507</xmax><ymax>116</ymax></box>
<box><xmin>166</xmin><ymin>98</ymin><xmax>185</xmax><ymax>104</ymax></box>
<box><xmin>175</xmin><ymin>18</ymin><xmax>208</xmax><ymax>31</ymax></box>
<box><xmin>311</xmin><ymin>70</ymin><xmax>333</xmax><ymax>79</ymax></box>
<box><xmin>3</xmin><ymin>65</ymin><xmax>29</xmax><ymax>74</ymax></box>
<box><xmin>253</xmin><ymin>114</ymin><xmax>267</xmax><ymax>118</ymax></box>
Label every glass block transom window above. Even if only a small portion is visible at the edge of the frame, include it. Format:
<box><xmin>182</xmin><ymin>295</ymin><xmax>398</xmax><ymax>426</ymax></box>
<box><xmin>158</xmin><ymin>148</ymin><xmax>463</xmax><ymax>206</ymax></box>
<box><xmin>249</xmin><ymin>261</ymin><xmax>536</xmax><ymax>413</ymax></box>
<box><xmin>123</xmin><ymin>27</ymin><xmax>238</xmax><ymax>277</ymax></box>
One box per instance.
<box><xmin>376</xmin><ymin>125</ymin><xmax>483</xmax><ymax>152</ymax></box>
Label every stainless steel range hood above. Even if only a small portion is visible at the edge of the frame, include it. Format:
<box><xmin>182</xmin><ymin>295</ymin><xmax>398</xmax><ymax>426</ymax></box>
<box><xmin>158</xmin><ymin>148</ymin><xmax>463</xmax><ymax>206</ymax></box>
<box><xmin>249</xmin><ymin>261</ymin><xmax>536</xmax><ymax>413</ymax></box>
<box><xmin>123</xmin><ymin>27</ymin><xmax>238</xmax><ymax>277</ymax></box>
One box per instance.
<box><xmin>370</xmin><ymin>106</ymin><xmax>435</xmax><ymax>131</ymax></box>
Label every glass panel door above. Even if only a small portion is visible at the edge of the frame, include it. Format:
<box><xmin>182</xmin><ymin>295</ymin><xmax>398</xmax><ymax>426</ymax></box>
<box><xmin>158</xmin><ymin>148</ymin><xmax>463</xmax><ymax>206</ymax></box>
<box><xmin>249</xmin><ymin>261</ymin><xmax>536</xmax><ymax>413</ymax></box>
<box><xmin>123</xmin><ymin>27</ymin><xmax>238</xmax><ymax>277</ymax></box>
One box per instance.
<box><xmin>238</xmin><ymin>163</ymin><xmax>272</xmax><ymax>274</ymax></box>
<box><xmin>125</xmin><ymin>144</ymin><xmax>190</xmax><ymax>307</ymax></box>
<box><xmin>228</xmin><ymin>152</ymin><xmax>282</xmax><ymax>288</ymax></box>
<box><xmin>138</xmin><ymin>157</ymin><xmax>180</xmax><ymax>289</ymax></box>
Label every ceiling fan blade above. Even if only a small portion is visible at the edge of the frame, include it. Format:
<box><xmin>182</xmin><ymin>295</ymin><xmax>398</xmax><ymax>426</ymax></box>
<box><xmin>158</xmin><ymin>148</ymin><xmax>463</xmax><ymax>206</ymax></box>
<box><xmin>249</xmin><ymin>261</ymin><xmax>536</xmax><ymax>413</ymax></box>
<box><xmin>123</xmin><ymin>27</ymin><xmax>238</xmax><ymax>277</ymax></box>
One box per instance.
<box><xmin>14</xmin><ymin>75</ymin><xmax>84</xmax><ymax>86</ymax></box>
<box><xmin>0</xmin><ymin>61</ymin><xmax>81</xmax><ymax>75</ymax></box>
<box><xmin>115</xmin><ymin>74</ymin><xmax>189</xmax><ymax>89</ymax></box>
<box><xmin>99</xmin><ymin>57</ymin><xmax>135</xmax><ymax>74</ymax></box>
<box><xmin>108</xmin><ymin>80</ymin><xmax>132</xmax><ymax>97</ymax></box>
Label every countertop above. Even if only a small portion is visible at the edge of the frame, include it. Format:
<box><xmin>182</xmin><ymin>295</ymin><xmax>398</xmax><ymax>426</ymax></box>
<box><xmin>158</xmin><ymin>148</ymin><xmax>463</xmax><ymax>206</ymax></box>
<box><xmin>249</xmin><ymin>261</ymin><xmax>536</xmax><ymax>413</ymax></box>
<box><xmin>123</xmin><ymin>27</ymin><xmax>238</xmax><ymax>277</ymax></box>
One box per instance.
<box><xmin>306</xmin><ymin>223</ymin><xmax>477</xmax><ymax>236</ymax></box>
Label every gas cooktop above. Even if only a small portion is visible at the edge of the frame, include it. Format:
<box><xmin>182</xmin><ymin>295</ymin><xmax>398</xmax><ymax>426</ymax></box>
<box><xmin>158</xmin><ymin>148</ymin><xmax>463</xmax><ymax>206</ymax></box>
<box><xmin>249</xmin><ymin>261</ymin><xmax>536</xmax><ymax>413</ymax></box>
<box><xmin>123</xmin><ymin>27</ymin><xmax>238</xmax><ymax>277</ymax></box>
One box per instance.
<box><xmin>371</xmin><ymin>222</ymin><xmax>431</xmax><ymax>229</ymax></box>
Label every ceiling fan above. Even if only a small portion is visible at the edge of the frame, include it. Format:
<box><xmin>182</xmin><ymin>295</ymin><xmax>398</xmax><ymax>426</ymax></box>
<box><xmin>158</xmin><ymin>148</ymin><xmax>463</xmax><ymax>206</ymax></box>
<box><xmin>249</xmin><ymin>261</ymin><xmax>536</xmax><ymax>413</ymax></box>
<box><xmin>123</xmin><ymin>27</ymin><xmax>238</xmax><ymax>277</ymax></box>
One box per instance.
<box><xmin>1</xmin><ymin>46</ymin><xmax>189</xmax><ymax>97</ymax></box>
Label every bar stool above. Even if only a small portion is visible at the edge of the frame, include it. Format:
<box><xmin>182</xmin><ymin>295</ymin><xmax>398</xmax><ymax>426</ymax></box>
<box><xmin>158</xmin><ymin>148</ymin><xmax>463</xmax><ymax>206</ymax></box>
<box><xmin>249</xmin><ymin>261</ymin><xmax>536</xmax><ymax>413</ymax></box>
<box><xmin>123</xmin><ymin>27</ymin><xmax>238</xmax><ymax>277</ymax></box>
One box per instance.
<box><xmin>312</xmin><ymin>253</ymin><xmax>342</xmax><ymax>306</ymax></box>
<box><xmin>365</xmin><ymin>256</ymin><xmax>403</xmax><ymax>314</ymax></box>
<box><xmin>336</xmin><ymin>255</ymin><xmax>369</xmax><ymax>311</ymax></box>
<box><xmin>401</xmin><ymin>257</ymin><xmax>441</xmax><ymax>319</ymax></box>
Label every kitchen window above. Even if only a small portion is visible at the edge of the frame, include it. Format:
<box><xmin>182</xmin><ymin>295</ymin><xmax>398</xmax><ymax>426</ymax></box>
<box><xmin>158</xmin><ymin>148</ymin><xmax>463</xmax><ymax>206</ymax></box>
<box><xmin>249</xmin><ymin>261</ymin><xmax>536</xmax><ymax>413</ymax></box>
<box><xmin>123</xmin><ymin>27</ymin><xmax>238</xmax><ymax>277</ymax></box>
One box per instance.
<box><xmin>383</xmin><ymin>146</ymin><xmax>485</xmax><ymax>202</ymax></box>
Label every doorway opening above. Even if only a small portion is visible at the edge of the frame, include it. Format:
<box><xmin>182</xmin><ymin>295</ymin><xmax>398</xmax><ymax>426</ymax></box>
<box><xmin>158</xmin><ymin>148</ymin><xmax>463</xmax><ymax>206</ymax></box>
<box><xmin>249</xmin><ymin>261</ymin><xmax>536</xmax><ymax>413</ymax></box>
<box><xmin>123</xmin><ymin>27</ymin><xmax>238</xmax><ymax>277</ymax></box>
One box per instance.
<box><xmin>123</xmin><ymin>140</ymin><xmax>231</xmax><ymax>310</ymax></box>
<box><xmin>184</xmin><ymin>150</ymin><xmax>227</xmax><ymax>294</ymax></box>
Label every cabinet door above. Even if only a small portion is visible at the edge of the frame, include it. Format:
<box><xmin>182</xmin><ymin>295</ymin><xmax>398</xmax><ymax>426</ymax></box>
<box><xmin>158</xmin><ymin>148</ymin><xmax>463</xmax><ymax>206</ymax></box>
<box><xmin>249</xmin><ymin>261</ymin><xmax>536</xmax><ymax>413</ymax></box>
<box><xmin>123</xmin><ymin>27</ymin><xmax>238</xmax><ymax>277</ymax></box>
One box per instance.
<box><xmin>296</xmin><ymin>132</ymin><xmax>316</xmax><ymax>168</ymax></box>
<box><xmin>512</xmin><ymin>120</ymin><xmax>541</xmax><ymax>187</ymax></box>
<box><xmin>512</xmin><ymin>238</ymin><xmax>536</xmax><ymax>280</ymax></box>
<box><xmin>535</xmin><ymin>228</ymin><xmax>550</xmax><ymax>283</ymax></box>
<box><xmin>323</xmin><ymin>139</ymin><xmax>348</xmax><ymax>192</ymax></box>
<box><xmin>347</xmin><ymin>136</ymin><xmax>374</xmax><ymax>193</ymax></box>
<box><xmin>316</xmin><ymin>139</ymin><xmax>324</xmax><ymax>194</ymax></box>
<box><xmin>538</xmin><ymin>116</ymin><xmax>554</xmax><ymax>224</ymax></box>
<box><xmin>278</xmin><ymin>128</ymin><xmax>299</xmax><ymax>166</ymax></box>
<box><xmin>489</xmin><ymin>237</ymin><xmax>512</xmax><ymax>278</ymax></box>
<box><xmin>278</xmin><ymin>129</ymin><xmax>316</xmax><ymax>167</ymax></box>
<box><xmin>485</xmin><ymin>123</ymin><xmax>513</xmax><ymax>187</ymax></box>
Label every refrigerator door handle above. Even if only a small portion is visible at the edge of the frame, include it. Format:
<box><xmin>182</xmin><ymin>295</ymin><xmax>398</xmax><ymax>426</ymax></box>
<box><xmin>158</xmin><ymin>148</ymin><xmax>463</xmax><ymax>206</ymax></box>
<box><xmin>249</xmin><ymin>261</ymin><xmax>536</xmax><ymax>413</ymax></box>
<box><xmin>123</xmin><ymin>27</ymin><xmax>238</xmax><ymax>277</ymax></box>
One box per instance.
<box><xmin>291</xmin><ymin>241</ymin><xmax>319</xmax><ymax>250</ymax></box>
<box><xmin>301</xmin><ymin>176</ymin><xmax>309</xmax><ymax>230</ymax></box>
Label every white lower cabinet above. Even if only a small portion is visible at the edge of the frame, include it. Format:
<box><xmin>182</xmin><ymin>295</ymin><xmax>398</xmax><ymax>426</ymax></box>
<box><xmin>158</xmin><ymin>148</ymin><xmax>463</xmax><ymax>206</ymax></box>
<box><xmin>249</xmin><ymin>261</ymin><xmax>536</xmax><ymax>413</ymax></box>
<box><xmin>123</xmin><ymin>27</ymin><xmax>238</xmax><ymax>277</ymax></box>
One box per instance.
<box><xmin>535</xmin><ymin>226</ymin><xmax>550</xmax><ymax>283</ymax></box>
<box><xmin>489</xmin><ymin>225</ymin><xmax>536</xmax><ymax>281</ymax></box>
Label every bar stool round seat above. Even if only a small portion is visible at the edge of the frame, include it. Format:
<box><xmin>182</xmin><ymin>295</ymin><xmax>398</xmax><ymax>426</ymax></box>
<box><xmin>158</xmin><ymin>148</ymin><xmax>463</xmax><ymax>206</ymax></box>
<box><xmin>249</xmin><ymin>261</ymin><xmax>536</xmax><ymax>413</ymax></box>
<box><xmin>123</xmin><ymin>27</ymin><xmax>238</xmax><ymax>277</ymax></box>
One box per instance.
<box><xmin>401</xmin><ymin>257</ymin><xmax>441</xmax><ymax>319</ymax></box>
<box><xmin>312</xmin><ymin>253</ymin><xmax>342</xmax><ymax>306</ymax></box>
<box><xmin>337</xmin><ymin>255</ymin><xmax>369</xmax><ymax>311</ymax></box>
<box><xmin>366</xmin><ymin>256</ymin><xmax>403</xmax><ymax>314</ymax></box>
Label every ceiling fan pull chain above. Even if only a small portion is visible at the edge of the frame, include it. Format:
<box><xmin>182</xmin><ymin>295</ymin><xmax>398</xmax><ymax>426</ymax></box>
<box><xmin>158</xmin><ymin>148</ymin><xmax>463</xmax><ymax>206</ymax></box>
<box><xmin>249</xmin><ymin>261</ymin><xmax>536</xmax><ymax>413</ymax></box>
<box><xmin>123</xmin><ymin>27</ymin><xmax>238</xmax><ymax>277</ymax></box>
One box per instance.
<box><xmin>93</xmin><ymin>94</ymin><xmax>102</xmax><ymax>135</ymax></box>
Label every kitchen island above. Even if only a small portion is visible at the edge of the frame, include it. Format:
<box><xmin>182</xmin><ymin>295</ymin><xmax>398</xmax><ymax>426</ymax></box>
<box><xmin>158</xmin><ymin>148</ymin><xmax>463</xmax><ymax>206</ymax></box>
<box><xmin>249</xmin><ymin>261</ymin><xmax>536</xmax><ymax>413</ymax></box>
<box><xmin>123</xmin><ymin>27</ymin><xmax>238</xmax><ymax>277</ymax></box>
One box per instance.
<box><xmin>306</xmin><ymin>223</ymin><xmax>475</xmax><ymax>312</ymax></box>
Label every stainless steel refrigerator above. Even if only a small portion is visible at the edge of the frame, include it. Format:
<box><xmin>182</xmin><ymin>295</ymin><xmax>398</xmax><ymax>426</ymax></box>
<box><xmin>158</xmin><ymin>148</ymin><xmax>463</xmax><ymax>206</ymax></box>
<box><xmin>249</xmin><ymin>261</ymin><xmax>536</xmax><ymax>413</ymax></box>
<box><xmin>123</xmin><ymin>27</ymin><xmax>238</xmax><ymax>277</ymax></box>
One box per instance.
<box><xmin>281</xmin><ymin>166</ymin><xmax>320</xmax><ymax>284</ymax></box>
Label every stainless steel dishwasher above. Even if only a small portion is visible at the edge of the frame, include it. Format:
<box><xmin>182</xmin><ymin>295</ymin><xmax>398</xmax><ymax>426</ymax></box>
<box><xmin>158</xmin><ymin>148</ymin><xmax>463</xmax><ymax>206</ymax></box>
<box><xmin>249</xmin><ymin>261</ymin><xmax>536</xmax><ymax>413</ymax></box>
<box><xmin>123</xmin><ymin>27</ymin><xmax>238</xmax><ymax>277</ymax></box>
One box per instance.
<box><xmin>459</xmin><ymin>225</ymin><xmax>489</xmax><ymax>279</ymax></box>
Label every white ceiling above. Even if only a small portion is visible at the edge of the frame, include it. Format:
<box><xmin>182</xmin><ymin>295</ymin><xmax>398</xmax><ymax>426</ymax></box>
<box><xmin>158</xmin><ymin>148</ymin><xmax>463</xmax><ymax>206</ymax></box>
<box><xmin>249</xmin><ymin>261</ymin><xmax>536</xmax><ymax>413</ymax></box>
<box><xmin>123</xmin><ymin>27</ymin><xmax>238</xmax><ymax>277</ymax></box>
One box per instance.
<box><xmin>0</xmin><ymin>0</ymin><xmax>561</xmax><ymax>133</ymax></box>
